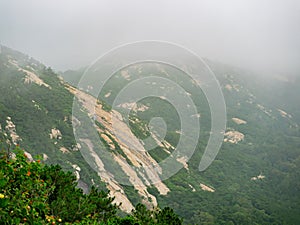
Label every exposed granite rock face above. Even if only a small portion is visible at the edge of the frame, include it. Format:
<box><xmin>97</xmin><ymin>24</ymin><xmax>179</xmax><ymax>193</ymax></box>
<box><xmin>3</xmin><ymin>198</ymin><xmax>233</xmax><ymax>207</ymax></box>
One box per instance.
<box><xmin>67</xmin><ymin>84</ymin><xmax>171</xmax><ymax>212</ymax></box>
<box><xmin>5</xmin><ymin>117</ymin><xmax>22</xmax><ymax>145</ymax></box>
<box><xmin>77</xmin><ymin>180</ymin><xmax>89</xmax><ymax>194</ymax></box>
<box><xmin>50</xmin><ymin>128</ymin><xmax>62</xmax><ymax>140</ymax></box>
<box><xmin>232</xmin><ymin>117</ymin><xmax>247</xmax><ymax>125</ymax></box>
<box><xmin>224</xmin><ymin>130</ymin><xmax>244</xmax><ymax>144</ymax></box>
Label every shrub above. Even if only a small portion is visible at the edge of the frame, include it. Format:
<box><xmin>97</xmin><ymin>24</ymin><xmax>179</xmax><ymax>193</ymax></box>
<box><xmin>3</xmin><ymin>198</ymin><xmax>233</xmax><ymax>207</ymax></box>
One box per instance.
<box><xmin>0</xmin><ymin>148</ymin><xmax>182</xmax><ymax>224</ymax></box>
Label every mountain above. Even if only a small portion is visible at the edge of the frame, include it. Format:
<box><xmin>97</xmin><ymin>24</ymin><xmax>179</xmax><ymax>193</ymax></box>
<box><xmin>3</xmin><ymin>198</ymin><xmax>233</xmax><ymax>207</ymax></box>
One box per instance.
<box><xmin>1</xmin><ymin>45</ymin><xmax>300</xmax><ymax>224</ymax></box>
<box><xmin>0</xmin><ymin>45</ymin><xmax>105</xmax><ymax>193</ymax></box>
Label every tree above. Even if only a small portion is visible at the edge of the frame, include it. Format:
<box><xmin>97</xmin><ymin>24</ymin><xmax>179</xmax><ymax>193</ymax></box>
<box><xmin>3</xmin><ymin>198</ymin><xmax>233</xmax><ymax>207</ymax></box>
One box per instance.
<box><xmin>191</xmin><ymin>211</ymin><xmax>214</xmax><ymax>225</ymax></box>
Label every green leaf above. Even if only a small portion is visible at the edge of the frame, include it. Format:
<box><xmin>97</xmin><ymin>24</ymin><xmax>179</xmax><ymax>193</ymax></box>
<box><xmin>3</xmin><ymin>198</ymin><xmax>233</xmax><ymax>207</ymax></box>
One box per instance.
<box><xmin>0</xmin><ymin>178</ymin><xmax>7</xmax><ymax>188</ymax></box>
<box><xmin>0</xmin><ymin>198</ymin><xmax>9</xmax><ymax>208</ymax></box>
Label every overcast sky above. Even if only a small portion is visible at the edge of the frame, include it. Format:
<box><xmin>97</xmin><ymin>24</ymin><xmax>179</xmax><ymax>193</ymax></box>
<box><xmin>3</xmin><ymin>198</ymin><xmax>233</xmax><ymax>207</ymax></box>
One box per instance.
<box><xmin>0</xmin><ymin>0</ymin><xmax>299</xmax><ymax>74</ymax></box>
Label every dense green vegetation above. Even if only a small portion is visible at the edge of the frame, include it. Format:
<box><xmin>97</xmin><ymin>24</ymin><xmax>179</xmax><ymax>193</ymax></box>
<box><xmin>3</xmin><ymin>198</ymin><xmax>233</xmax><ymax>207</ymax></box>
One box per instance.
<box><xmin>0</xmin><ymin>148</ymin><xmax>182</xmax><ymax>224</ymax></box>
<box><xmin>1</xmin><ymin>45</ymin><xmax>299</xmax><ymax>224</ymax></box>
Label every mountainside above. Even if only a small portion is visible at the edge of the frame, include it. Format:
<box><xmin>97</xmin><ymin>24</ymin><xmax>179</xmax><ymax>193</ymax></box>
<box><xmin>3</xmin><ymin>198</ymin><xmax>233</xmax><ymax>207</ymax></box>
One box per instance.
<box><xmin>1</xmin><ymin>45</ymin><xmax>300</xmax><ymax>224</ymax></box>
<box><xmin>0</xmin><ymin>45</ymin><xmax>105</xmax><ymax>193</ymax></box>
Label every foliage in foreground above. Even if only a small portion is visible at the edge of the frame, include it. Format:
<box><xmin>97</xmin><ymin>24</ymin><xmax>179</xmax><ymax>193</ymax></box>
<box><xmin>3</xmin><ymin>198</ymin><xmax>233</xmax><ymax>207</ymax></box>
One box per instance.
<box><xmin>0</xmin><ymin>148</ymin><xmax>182</xmax><ymax>224</ymax></box>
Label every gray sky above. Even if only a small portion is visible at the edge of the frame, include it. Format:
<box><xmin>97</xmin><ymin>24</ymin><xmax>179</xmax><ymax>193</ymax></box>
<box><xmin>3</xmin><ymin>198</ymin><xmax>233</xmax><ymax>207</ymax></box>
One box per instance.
<box><xmin>0</xmin><ymin>0</ymin><xmax>299</xmax><ymax>74</ymax></box>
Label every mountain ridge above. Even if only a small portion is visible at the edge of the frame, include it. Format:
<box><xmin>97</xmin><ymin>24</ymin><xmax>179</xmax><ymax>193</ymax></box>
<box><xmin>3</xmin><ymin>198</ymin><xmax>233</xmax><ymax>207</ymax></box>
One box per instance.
<box><xmin>0</xmin><ymin>45</ymin><xmax>299</xmax><ymax>224</ymax></box>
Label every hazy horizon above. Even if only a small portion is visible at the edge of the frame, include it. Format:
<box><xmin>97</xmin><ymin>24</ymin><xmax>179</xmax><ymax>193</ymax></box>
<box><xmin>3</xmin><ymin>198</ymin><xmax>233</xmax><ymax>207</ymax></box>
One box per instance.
<box><xmin>0</xmin><ymin>0</ymin><xmax>299</xmax><ymax>75</ymax></box>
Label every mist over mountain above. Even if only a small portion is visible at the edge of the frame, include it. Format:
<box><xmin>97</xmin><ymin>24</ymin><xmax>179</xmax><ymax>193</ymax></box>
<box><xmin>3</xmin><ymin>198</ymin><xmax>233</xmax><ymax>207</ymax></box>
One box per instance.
<box><xmin>1</xmin><ymin>0</ymin><xmax>300</xmax><ymax>74</ymax></box>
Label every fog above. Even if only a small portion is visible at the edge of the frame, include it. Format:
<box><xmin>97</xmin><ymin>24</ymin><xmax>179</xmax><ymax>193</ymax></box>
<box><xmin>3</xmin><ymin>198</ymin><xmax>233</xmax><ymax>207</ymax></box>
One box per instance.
<box><xmin>0</xmin><ymin>0</ymin><xmax>299</xmax><ymax>74</ymax></box>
